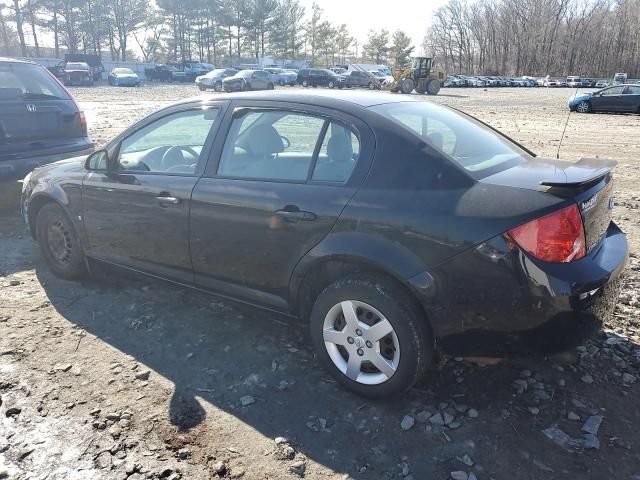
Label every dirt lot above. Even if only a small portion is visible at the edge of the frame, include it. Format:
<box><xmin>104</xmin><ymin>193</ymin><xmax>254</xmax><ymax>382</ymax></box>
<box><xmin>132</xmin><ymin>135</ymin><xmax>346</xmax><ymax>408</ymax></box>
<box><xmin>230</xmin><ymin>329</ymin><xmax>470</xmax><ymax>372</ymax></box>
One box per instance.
<box><xmin>1</xmin><ymin>84</ymin><xmax>639</xmax><ymax>480</ymax></box>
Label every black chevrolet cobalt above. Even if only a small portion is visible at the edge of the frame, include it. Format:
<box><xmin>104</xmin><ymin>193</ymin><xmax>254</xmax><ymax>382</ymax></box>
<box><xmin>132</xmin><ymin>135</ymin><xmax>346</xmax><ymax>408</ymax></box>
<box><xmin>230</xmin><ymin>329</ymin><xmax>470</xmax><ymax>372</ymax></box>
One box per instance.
<box><xmin>22</xmin><ymin>91</ymin><xmax>628</xmax><ymax>397</ymax></box>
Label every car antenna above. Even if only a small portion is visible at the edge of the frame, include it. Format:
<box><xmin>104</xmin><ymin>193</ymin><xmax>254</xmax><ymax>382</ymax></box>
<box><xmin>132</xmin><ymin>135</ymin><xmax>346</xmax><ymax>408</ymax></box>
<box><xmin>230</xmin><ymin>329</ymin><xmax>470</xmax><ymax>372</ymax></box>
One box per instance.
<box><xmin>557</xmin><ymin>86</ymin><xmax>579</xmax><ymax>159</ymax></box>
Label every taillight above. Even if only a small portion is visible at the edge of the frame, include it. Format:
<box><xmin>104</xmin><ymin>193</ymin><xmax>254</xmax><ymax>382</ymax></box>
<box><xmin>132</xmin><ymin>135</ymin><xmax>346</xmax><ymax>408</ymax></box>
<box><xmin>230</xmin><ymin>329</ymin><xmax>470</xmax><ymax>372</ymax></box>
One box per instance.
<box><xmin>506</xmin><ymin>204</ymin><xmax>586</xmax><ymax>263</ymax></box>
<box><xmin>78</xmin><ymin>111</ymin><xmax>87</xmax><ymax>136</ymax></box>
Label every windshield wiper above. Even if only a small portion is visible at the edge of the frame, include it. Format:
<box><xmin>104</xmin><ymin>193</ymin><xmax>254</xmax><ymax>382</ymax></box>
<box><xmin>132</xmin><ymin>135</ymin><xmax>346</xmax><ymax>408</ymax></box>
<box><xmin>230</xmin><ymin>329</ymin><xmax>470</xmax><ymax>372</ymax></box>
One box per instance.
<box><xmin>20</xmin><ymin>92</ymin><xmax>60</xmax><ymax>100</ymax></box>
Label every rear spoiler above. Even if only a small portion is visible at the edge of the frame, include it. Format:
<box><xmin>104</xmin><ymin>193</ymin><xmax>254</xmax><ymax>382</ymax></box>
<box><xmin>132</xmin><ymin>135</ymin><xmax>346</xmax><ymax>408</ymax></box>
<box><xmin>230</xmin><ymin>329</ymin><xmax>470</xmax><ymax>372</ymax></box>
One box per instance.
<box><xmin>539</xmin><ymin>158</ymin><xmax>617</xmax><ymax>188</ymax></box>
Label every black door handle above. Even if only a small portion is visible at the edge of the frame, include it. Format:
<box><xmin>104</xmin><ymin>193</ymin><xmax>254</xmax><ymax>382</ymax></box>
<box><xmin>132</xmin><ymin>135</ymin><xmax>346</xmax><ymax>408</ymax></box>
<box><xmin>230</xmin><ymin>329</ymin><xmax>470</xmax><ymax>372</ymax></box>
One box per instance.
<box><xmin>275</xmin><ymin>210</ymin><xmax>316</xmax><ymax>221</ymax></box>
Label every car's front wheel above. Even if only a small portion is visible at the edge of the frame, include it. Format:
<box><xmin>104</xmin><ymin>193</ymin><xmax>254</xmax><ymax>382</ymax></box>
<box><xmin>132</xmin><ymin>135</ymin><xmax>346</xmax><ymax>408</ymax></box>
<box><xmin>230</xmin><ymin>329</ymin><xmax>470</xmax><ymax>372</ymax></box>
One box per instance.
<box><xmin>310</xmin><ymin>274</ymin><xmax>433</xmax><ymax>397</ymax></box>
<box><xmin>576</xmin><ymin>101</ymin><xmax>591</xmax><ymax>113</ymax></box>
<box><xmin>36</xmin><ymin>203</ymin><xmax>87</xmax><ymax>279</ymax></box>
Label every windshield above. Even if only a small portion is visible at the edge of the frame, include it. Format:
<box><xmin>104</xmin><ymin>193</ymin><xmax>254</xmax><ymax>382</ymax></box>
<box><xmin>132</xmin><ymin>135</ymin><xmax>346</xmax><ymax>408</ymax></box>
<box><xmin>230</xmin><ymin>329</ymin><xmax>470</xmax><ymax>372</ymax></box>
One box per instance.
<box><xmin>370</xmin><ymin>101</ymin><xmax>531</xmax><ymax>177</ymax></box>
<box><xmin>113</xmin><ymin>68</ymin><xmax>134</xmax><ymax>74</ymax></box>
<box><xmin>208</xmin><ymin>69</ymin><xmax>226</xmax><ymax>76</ymax></box>
<box><xmin>0</xmin><ymin>63</ymin><xmax>68</xmax><ymax>100</ymax></box>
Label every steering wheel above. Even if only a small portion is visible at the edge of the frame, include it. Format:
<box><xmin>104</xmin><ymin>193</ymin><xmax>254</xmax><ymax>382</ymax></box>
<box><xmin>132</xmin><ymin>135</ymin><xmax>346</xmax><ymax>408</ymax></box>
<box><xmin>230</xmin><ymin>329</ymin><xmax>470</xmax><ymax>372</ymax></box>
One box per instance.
<box><xmin>161</xmin><ymin>146</ymin><xmax>200</xmax><ymax>170</ymax></box>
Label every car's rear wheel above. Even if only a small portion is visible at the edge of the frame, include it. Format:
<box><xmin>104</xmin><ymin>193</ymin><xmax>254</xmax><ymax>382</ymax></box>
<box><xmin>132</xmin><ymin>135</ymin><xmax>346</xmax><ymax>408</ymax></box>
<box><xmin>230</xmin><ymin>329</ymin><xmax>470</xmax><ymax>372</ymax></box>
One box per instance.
<box><xmin>267</xmin><ymin>82</ymin><xmax>275</xmax><ymax>90</ymax></box>
<box><xmin>302</xmin><ymin>79</ymin><xmax>309</xmax><ymax>87</ymax></box>
<box><xmin>576</xmin><ymin>101</ymin><xmax>591</xmax><ymax>113</ymax></box>
<box><xmin>328</xmin><ymin>80</ymin><xmax>335</xmax><ymax>89</ymax></box>
<box><xmin>310</xmin><ymin>274</ymin><xmax>433</xmax><ymax>397</ymax></box>
<box><xmin>214</xmin><ymin>81</ymin><xmax>222</xmax><ymax>92</ymax></box>
<box><xmin>36</xmin><ymin>203</ymin><xmax>87</xmax><ymax>280</ymax></box>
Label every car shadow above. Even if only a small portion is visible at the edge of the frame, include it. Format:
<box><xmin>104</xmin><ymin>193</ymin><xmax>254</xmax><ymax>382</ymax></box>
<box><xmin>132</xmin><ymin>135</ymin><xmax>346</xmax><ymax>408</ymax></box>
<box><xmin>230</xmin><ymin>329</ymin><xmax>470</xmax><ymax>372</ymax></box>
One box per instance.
<box><xmin>33</xmin><ymin>258</ymin><xmax>639</xmax><ymax>479</ymax></box>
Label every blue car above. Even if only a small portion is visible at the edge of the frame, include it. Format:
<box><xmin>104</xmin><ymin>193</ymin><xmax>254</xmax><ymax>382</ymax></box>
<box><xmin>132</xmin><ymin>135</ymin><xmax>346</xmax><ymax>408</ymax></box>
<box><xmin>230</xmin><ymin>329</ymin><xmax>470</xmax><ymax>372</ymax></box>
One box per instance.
<box><xmin>568</xmin><ymin>84</ymin><xmax>640</xmax><ymax>113</ymax></box>
<box><xmin>108</xmin><ymin>68</ymin><xmax>141</xmax><ymax>87</ymax></box>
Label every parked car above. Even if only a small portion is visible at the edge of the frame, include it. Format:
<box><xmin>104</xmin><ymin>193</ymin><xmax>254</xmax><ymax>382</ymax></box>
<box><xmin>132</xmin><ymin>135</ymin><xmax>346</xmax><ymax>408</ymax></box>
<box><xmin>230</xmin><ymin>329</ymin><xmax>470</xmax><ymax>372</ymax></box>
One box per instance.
<box><xmin>222</xmin><ymin>70</ymin><xmax>274</xmax><ymax>92</ymax></box>
<box><xmin>462</xmin><ymin>76</ymin><xmax>487</xmax><ymax>87</ymax></box>
<box><xmin>21</xmin><ymin>91</ymin><xmax>627</xmax><ymax>397</ymax></box>
<box><xmin>582</xmin><ymin>78</ymin><xmax>596</xmax><ymax>87</ymax></box>
<box><xmin>264</xmin><ymin>67</ymin><xmax>297</xmax><ymax>86</ymax></box>
<box><xmin>595</xmin><ymin>80</ymin><xmax>609</xmax><ymax>88</ymax></box>
<box><xmin>108</xmin><ymin>68</ymin><xmax>140</xmax><ymax>87</ymax></box>
<box><xmin>167</xmin><ymin>61</ymin><xmax>209</xmax><ymax>82</ymax></box>
<box><xmin>297</xmin><ymin>68</ymin><xmax>341</xmax><ymax>88</ymax></box>
<box><xmin>340</xmin><ymin>70</ymin><xmax>379</xmax><ymax>89</ymax></box>
<box><xmin>0</xmin><ymin>57</ymin><xmax>93</xmax><ymax>181</ymax></box>
<box><xmin>368</xmin><ymin>70</ymin><xmax>393</xmax><ymax>85</ymax></box>
<box><xmin>61</xmin><ymin>54</ymin><xmax>104</xmax><ymax>81</ymax></box>
<box><xmin>145</xmin><ymin>64</ymin><xmax>179</xmax><ymax>82</ymax></box>
<box><xmin>330</xmin><ymin>67</ymin><xmax>347</xmax><ymax>75</ymax></box>
<box><xmin>567</xmin><ymin>76</ymin><xmax>582</xmax><ymax>88</ymax></box>
<box><xmin>195</xmin><ymin>68</ymin><xmax>238</xmax><ymax>91</ymax></box>
<box><xmin>61</xmin><ymin>62</ymin><xmax>94</xmax><ymax>86</ymax></box>
<box><xmin>568</xmin><ymin>84</ymin><xmax>640</xmax><ymax>113</ymax></box>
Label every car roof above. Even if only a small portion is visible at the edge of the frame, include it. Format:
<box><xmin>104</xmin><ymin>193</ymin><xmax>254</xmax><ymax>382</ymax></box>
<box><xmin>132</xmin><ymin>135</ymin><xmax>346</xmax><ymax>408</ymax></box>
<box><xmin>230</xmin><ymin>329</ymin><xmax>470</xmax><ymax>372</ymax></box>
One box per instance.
<box><xmin>191</xmin><ymin>90</ymin><xmax>425</xmax><ymax>108</ymax></box>
<box><xmin>0</xmin><ymin>56</ymin><xmax>37</xmax><ymax>65</ymax></box>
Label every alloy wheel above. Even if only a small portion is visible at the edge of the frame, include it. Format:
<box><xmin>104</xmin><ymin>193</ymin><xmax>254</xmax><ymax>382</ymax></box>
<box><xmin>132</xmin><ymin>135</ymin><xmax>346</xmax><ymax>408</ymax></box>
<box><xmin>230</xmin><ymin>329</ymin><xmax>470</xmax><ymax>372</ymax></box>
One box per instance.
<box><xmin>322</xmin><ymin>300</ymin><xmax>400</xmax><ymax>385</ymax></box>
<box><xmin>576</xmin><ymin>101</ymin><xmax>590</xmax><ymax>113</ymax></box>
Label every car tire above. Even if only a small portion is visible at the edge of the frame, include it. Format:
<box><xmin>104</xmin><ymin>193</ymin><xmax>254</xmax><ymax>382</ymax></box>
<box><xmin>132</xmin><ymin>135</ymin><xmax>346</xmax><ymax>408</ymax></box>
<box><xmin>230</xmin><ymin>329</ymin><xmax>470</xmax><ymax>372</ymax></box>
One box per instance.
<box><xmin>328</xmin><ymin>80</ymin><xmax>335</xmax><ymax>89</ymax></box>
<box><xmin>267</xmin><ymin>82</ymin><xmax>274</xmax><ymax>90</ymax></box>
<box><xmin>302</xmin><ymin>79</ymin><xmax>308</xmax><ymax>87</ymax></box>
<box><xmin>576</xmin><ymin>101</ymin><xmax>591</xmax><ymax>113</ymax></box>
<box><xmin>310</xmin><ymin>273</ymin><xmax>433</xmax><ymax>398</ymax></box>
<box><xmin>198</xmin><ymin>85</ymin><xmax>206</xmax><ymax>91</ymax></box>
<box><xmin>279</xmin><ymin>80</ymin><xmax>285</xmax><ymax>86</ymax></box>
<box><xmin>36</xmin><ymin>203</ymin><xmax>87</xmax><ymax>280</ymax></box>
<box><xmin>214</xmin><ymin>82</ymin><xmax>222</xmax><ymax>92</ymax></box>
<box><xmin>368</xmin><ymin>82</ymin><xmax>375</xmax><ymax>90</ymax></box>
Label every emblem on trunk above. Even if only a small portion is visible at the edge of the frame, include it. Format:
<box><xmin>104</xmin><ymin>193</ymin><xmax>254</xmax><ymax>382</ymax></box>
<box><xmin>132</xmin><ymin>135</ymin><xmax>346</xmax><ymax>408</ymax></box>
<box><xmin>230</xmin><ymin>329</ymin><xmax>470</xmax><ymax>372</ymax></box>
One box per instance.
<box><xmin>26</xmin><ymin>104</ymin><xmax>37</xmax><ymax>112</ymax></box>
<box><xmin>580</xmin><ymin>193</ymin><xmax>598</xmax><ymax>212</ymax></box>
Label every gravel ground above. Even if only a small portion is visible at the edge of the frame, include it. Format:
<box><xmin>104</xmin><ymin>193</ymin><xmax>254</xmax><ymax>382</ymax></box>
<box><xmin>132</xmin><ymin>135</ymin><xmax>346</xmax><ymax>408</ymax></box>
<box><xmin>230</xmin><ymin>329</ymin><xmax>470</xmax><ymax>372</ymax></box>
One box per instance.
<box><xmin>1</xmin><ymin>84</ymin><xmax>639</xmax><ymax>480</ymax></box>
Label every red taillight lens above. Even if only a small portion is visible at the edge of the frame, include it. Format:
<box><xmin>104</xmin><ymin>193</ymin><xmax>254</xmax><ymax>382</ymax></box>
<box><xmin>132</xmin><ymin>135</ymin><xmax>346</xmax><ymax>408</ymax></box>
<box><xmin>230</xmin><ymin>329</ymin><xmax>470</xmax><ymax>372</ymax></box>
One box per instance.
<box><xmin>507</xmin><ymin>204</ymin><xmax>586</xmax><ymax>263</ymax></box>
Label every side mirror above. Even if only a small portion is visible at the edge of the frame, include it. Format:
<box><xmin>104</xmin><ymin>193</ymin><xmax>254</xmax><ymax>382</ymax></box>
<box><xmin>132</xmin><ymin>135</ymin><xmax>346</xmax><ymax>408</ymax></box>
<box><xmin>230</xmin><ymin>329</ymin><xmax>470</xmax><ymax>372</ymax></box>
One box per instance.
<box><xmin>85</xmin><ymin>149</ymin><xmax>114</xmax><ymax>172</ymax></box>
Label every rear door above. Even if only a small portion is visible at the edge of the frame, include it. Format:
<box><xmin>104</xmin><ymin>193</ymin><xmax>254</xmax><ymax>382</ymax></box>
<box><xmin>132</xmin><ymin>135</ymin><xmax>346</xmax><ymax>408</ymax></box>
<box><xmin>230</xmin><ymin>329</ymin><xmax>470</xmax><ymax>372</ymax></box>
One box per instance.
<box><xmin>189</xmin><ymin>101</ymin><xmax>374</xmax><ymax>309</ymax></box>
<box><xmin>82</xmin><ymin>101</ymin><xmax>227</xmax><ymax>282</ymax></box>
<box><xmin>0</xmin><ymin>62</ymin><xmax>86</xmax><ymax>161</ymax></box>
<box><xmin>621</xmin><ymin>85</ymin><xmax>640</xmax><ymax>113</ymax></box>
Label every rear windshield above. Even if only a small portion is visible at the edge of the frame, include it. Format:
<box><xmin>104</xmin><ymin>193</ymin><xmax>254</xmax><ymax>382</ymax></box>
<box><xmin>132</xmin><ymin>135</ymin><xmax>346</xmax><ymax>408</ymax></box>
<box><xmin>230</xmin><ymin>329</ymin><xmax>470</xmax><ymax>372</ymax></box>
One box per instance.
<box><xmin>370</xmin><ymin>101</ymin><xmax>531</xmax><ymax>177</ymax></box>
<box><xmin>66</xmin><ymin>62</ymin><xmax>89</xmax><ymax>70</ymax></box>
<box><xmin>113</xmin><ymin>68</ymin><xmax>134</xmax><ymax>74</ymax></box>
<box><xmin>0</xmin><ymin>63</ymin><xmax>69</xmax><ymax>100</ymax></box>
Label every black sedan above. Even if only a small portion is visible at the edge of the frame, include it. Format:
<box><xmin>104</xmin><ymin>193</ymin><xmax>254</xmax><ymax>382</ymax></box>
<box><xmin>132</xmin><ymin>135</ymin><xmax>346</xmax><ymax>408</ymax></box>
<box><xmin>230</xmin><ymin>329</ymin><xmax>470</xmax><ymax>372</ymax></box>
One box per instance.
<box><xmin>222</xmin><ymin>70</ymin><xmax>274</xmax><ymax>92</ymax></box>
<box><xmin>21</xmin><ymin>91</ymin><xmax>627</xmax><ymax>397</ymax></box>
<box><xmin>0</xmin><ymin>57</ymin><xmax>93</xmax><ymax>182</ymax></box>
<box><xmin>569</xmin><ymin>84</ymin><xmax>640</xmax><ymax>113</ymax></box>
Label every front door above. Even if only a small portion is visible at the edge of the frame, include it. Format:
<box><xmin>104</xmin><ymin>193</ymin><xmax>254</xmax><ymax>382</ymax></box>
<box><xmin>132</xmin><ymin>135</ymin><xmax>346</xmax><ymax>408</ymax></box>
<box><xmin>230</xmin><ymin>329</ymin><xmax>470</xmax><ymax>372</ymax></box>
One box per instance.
<box><xmin>190</xmin><ymin>103</ymin><xmax>373</xmax><ymax>309</ymax></box>
<box><xmin>590</xmin><ymin>86</ymin><xmax>626</xmax><ymax>112</ymax></box>
<box><xmin>82</xmin><ymin>104</ymin><xmax>224</xmax><ymax>282</ymax></box>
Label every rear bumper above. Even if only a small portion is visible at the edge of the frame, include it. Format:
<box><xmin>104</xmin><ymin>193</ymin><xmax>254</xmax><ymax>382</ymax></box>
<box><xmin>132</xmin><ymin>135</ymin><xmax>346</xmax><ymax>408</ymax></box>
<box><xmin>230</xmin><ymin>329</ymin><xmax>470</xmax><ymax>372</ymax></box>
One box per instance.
<box><xmin>0</xmin><ymin>143</ymin><xmax>94</xmax><ymax>182</ymax></box>
<box><xmin>415</xmin><ymin>222</ymin><xmax>628</xmax><ymax>356</ymax></box>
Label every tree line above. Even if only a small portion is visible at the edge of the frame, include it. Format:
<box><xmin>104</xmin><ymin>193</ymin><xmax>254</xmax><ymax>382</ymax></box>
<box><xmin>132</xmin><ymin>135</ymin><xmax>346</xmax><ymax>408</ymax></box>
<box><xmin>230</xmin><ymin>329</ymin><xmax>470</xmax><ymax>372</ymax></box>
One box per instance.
<box><xmin>424</xmin><ymin>0</ymin><xmax>640</xmax><ymax>77</ymax></box>
<box><xmin>0</xmin><ymin>0</ymin><xmax>416</xmax><ymax>68</ymax></box>
<box><xmin>1</xmin><ymin>0</ymin><xmax>637</xmax><ymax>77</ymax></box>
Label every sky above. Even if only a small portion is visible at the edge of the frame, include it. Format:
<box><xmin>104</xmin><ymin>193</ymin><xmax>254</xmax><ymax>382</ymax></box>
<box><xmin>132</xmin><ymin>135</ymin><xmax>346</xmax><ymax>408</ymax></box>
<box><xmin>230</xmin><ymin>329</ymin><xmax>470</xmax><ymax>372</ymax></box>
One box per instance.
<box><xmin>300</xmin><ymin>0</ymin><xmax>450</xmax><ymax>54</ymax></box>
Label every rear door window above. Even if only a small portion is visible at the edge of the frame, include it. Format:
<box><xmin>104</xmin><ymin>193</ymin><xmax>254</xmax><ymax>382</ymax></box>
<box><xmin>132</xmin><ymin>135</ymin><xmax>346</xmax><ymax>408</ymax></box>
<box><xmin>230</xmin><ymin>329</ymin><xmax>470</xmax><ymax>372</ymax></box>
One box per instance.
<box><xmin>312</xmin><ymin>121</ymin><xmax>360</xmax><ymax>182</ymax></box>
<box><xmin>218</xmin><ymin>110</ymin><xmax>326</xmax><ymax>181</ymax></box>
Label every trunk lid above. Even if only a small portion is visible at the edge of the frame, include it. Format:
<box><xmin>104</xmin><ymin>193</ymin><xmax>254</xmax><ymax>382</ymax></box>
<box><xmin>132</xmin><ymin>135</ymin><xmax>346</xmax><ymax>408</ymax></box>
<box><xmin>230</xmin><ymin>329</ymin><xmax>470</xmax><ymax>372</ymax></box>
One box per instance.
<box><xmin>0</xmin><ymin>99</ymin><xmax>86</xmax><ymax>160</ymax></box>
<box><xmin>482</xmin><ymin>157</ymin><xmax>615</xmax><ymax>254</ymax></box>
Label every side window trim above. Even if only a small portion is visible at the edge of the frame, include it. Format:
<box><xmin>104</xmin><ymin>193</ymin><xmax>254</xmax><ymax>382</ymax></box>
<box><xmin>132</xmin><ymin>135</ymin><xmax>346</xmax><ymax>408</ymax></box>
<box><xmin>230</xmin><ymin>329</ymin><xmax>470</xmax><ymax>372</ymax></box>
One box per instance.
<box><xmin>306</xmin><ymin>119</ymin><xmax>330</xmax><ymax>182</ymax></box>
<box><xmin>106</xmin><ymin>103</ymin><xmax>227</xmax><ymax>177</ymax></box>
